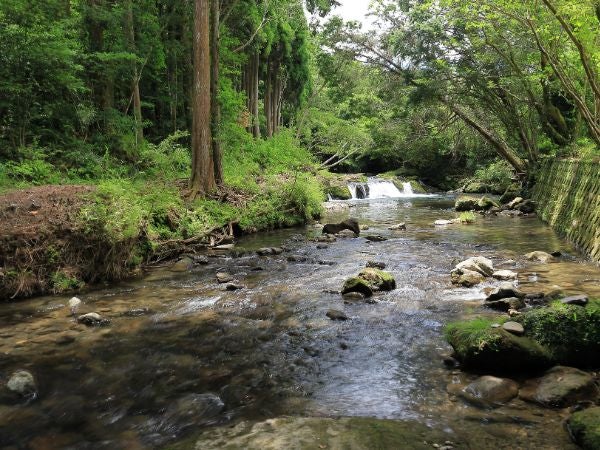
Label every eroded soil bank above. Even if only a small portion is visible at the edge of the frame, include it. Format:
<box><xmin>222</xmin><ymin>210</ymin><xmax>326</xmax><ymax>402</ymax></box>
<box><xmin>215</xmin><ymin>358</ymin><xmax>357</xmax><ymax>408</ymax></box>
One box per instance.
<box><xmin>0</xmin><ymin>195</ymin><xmax>598</xmax><ymax>449</ymax></box>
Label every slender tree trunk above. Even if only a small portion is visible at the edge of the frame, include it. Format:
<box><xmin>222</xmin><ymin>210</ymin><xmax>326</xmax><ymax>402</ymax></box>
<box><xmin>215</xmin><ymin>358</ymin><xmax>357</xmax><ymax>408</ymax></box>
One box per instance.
<box><xmin>190</xmin><ymin>0</ymin><xmax>215</xmax><ymax>196</ymax></box>
<box><xmin>210</xmin><ymin>0</ymin><xmax>223</xmax><ymax>184</ymax></box>
<box><xmin>443</xmin><ymin>100</ymin><xmax>527</xmax><ymax>173</ymax></box>
<box><xmin>126</xmin><ymin>0</ymin><xmax>144</xmax><ymax>145</ymax></box>
<box><xmin>264</xmin><ymin>57</ymin><xmax>273</xmax><ymax>138</ymax></box>
<box><xmin>252</xmin><ymin>51</ymin><xmax>260</xmax><ymax>138</ymax></box>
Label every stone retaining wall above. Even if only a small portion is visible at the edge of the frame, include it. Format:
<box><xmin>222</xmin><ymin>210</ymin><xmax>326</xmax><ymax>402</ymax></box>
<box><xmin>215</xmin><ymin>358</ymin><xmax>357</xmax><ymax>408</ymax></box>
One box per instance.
<box><xmin>533</xmin><ymin>159</ymin><xmax>600</xmax><ymax>262</ymax></box>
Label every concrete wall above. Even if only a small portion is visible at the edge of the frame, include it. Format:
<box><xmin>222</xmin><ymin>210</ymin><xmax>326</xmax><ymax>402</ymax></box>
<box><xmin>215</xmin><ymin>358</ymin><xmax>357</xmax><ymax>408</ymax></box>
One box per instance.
<box><xmin>533</xmin><ymin>160</ymin><xmax>600</xmax><ymax>262</ymax></box>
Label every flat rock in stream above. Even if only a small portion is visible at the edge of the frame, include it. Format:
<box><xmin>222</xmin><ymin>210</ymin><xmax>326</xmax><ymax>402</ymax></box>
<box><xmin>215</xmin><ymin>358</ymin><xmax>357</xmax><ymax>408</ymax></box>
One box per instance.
<box><xmin>366</xmin><ymin>261</ymin><xmax>386</xmax><ymax>269</ymax></box>
<box><xmin>77</xmin><ymin>313</ymin><xmax>110</xmax><ymax>327</ymax></box>
<box><xmin>188</xmin><ymin>417</ymin><xmax>456</xmax><ymax>450</ymax></box>
<box><xmin>449</xmin><ymin>376</ymin><xmax>519</xmax><ymax>408</ymax></box>
<box><xmin>492</xmin><ymin>270</ymin><xmax>518</xmax><ymax>281</ymax></box>
<box><xmin>525</xmin><ymin>251</ymin><xmax>554</xmax><ymax>263</ymax></box>
<box><xmin>486</xmin><ymin>282</ymin><xmax>525</xmax><ymax>301</ymax></box>
<box><xmin>216</xmin><ymin>272</ymin><xmax>234</xmax><ymax>284</ymax></box>
<box><xmin>519</xmin><ymin>366</ymin><xmax>599</xmax><ymax>408</ymax></box>
<box><xmin>326</xmin><ymin>309</ymin><xmax>348</xmax><ymax>321</ymax></box>
<box><xmin>365</xmin><ymin>235</ymin><xmax>388</xmax><ymax>242</ymax></box>
<box><xmin>561</xmin><ymin>295</ymin><xmax>589</xmax><ymax>306</ymax></box>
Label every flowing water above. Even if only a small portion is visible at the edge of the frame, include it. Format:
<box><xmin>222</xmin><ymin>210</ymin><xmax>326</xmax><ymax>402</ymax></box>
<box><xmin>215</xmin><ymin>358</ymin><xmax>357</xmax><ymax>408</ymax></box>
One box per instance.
<box><xmin>1</xmin><ymin>195</ymin><xmax>599</xmax><ymax>449</ymax></box>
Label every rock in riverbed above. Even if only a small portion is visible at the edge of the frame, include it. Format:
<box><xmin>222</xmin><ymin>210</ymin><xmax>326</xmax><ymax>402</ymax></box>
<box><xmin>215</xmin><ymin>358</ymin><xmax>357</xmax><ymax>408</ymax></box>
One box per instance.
<box><xmin>525</xmin><ymin>251</ymin><xmax>554</xmax><ymax>263</ymax></box>
<box><xmin>449</xmin><ymin>376</ymin><xmax>519</xmax><ymax>408</ymax></box>
<box><xmin>216</xmin><ymin>272</ymin><xmax>234</xmax><ymax>284</ymax></box>
<box><xmin>6</xmin><ymin>370</ymin><xmax>37</xmax><ymax>399</ymax></box>
<box><xmin>568</xmin><ymin>407</ymin><xmax>600</xmax><ymax>450</ymax></box>
<box><xmin>326</xmin><ymin>309</ymin><xmax>349</xmax><ymax>321</ymax></box>
<box><xmin>455</xmin><ymin>257</ymin><xmax>494</xmax><ymax>277</ymax></box>
<box><xmin>492</xmin><ymin>270</ymin><xmax>518</xmax><ymax>281</ymax></box>
<box><xmin>519</xmin><ymin>366</ymin><xmax>599</xmax><ymax>408</ymax></box>
<box><xmin>342</xmin><ymin>268</ymin><xmax>396</xmax><ymax>297</ymax></box>
<box><xmin>77</xmin><ymin>313</ymin><xmax>109</xmax><ymax>327</ymax></box>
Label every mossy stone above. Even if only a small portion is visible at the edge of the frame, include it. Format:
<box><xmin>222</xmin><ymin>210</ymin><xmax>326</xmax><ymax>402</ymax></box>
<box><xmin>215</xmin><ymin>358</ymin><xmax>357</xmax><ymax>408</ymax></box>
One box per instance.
<box><xmin>455</xmin><ymin>196</ymin><xmax>480</xmax><ymax>211</ymax></box>
<box><xmin>477</xmin><ymin>196</ymin><xmax>500</xmax><ymax>211</ymax></box>
<box><xmin>445</xmin><ymin>319</ymin><xmax>552</xmax><ymax>372</ymax></box>
<box><xmin>464</xmin><ymin>182</ymin><xmax>492</xmax><ymax>193</ymax></box>
<box><xmin>326</xmin><ymin>185</ymin><xmax>352</xmax><ymax>200</ymax></box>
<box><xmin>567</xmin><ymin>407</ymin><xmax>600</xmax><ymax>450</ymax></box>
<box><xmin>342</xmin><ymin>277</ymin><xmax>373</xmax><ymax>297</ymax></box>
<box><xmin>357</xmin><ymin>268</ymin><xmax>397</xmax><ymax>291</ymax></box>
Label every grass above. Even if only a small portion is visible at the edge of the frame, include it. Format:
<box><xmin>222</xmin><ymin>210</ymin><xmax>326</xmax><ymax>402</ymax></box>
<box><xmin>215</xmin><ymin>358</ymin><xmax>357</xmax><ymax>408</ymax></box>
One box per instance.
<box><xmin>458</xmin><ymin>211</ymin><xmax>477</xmax><ymax>224</ymax></box>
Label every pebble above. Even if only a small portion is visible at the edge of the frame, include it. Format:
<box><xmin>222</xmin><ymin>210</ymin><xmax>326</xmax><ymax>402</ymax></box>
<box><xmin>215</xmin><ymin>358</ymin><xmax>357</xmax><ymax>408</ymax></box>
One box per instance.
<box><xmin>216</xmin><ymin>272</ymin><xmax>234</xmax><ymax>283</ymax></box>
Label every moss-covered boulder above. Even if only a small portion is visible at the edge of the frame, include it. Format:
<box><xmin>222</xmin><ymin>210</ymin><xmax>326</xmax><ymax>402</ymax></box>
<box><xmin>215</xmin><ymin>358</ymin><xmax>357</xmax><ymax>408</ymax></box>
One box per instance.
<box><xmin>568</xmin><ymin>407</ymin><xmax>600</xmax><ymax>450</ymax></box>
<box><xmin>446</xmin><ymin>299</ymin><xmax>600</xmax><ymax>372</ymax></box>
<box><xmin>445</xmin><ymin>319</ymin><xmax>552</xmax><ymax>372</ymax></box>
<box><xmin>455</xmin><ymin>196</ymin><xmax>480</xmax><ymax>211</ymax></box>
<box><xmin>357</xmin><ymin>268</ymin><xmax>396</xmax><ymax>291</ymax></box>
<box><xmin>464</xmin><ymin>182</ymin><xmax>492</xmax><ymax>194</ymax></box>
<box><xmin>342</xmin><ymin>269</ymin><xmax>396</xmax><ymax>297</ymax></box>
<box><xmin>514</xmin><ymin>300</ymin><xmax>600</xmax><ymax>367</ymax></box>
<box><xmin>500</xmin><ymin>183</ymin><xmax>521</xmax><ymax>204</ymax></box>
<box><xmin>477</xmin><ymin>196</ymin><xmax>500</xmax><ymax>211</ymax></box>
<box><xmin>341</xmin><ymin>277</ymin><xmax>374</xmax><ymax>298</ymax></box>
<box><xmin>325</xmin><ymin>185</ymin><xmax>352</xmax><ymax>200</ymax></box>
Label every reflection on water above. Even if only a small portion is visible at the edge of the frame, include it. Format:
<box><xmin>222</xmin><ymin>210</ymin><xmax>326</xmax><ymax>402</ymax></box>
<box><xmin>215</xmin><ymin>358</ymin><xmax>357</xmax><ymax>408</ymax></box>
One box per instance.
<box><xmin>0</xmin><ymin>196</ymin><xmax>596</xmax><ymax>448</ymax></box>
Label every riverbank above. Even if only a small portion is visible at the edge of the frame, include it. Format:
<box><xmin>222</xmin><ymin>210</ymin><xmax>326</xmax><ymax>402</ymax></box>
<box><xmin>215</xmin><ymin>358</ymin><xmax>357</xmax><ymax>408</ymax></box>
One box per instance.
<box><xmin>0</xmin><ymin>175</ymin><xmax>323</xmax><ymax>300</ymax></box>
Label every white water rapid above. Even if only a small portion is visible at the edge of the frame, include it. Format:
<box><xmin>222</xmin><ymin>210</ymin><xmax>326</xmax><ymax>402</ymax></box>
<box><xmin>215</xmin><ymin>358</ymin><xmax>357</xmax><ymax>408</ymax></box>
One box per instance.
<box><xmin>347</xmin><ymin>179</ymin><xmax>424</xmax><ymax>199</ymax></box>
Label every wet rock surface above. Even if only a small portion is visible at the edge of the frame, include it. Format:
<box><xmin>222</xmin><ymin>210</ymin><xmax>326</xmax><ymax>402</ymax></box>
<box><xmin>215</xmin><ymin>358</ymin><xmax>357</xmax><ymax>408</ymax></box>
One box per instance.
<box><xmin>519</xmin><ymin>366</ymin><xmax>599</xmax><ymax>408</ymax></box>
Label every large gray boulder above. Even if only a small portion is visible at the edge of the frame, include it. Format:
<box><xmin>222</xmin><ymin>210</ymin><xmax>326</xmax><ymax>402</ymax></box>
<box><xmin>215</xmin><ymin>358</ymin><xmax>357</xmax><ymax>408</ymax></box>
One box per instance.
<box><xmin>455</xmin><ymin>256</ymin><xmax>494</xmax><ymax>277</ymax></box>
<box><xmin>519</xmin><ymin>366</ymin><xmax>599</xmax><ymax>408</ymax></box>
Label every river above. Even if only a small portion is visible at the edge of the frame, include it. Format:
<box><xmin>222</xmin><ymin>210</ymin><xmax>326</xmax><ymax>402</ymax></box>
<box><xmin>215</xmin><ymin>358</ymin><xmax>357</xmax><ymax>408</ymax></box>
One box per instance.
<box><xmin>1</xmin><ymin>195</ymin><xmax>599</xmax><ymax>449</ymax></box>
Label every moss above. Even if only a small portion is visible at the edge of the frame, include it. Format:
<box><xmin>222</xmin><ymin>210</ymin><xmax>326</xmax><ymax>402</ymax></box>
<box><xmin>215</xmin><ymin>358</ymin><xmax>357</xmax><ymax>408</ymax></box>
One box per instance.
<box><xmin>568</xmin><ymin>407</ymin><xmax>600</xmax><ymax>450</ymax></box>
<box><xmin>464</xmin><ymin>182</ymin><xmax>492</xmax><ymax>193</ymax></box>
<box><xmin>514</xmin><ymin>299</ymin><xmax>600</xmax><ymax>367</ymax></box>
<box><xmin>357</xmin><ymin>268</ymin><xmax>397</xmax><ymax>291</ymax></box>
<box><xmin>409</xmin><ymin>180</ymin><xmax>428</xmax><ymax>194</ymax></box>
<box><xmin>455</xmin><ymin>196</ymin><xmax>480</xmax><ymax>211</ymax></box>
<box><xmin>445</xmin><ymin>318</ymin><xmax>552</xmax><ymax>372</ymax></box>
<box><xmin>342</xmin><ymin>277</ymin><xmax>374</xmax><ymax>297</ymax></box>
<box><xmin>477</xmin><ymin>196</ymin><xmax>500</xmax><ymax>210</ymax></box>
<box><xmin>325</xmin><ymin>184</ymin><xmax>352</xmax><ymax>200</ymax></box>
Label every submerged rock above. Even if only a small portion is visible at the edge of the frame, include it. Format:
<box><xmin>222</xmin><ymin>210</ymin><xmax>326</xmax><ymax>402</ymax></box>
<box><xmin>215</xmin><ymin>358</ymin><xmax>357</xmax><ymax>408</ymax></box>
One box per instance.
<box><xmin>6</xmin><ymin>370</ymin><xmax>37</xmax><ymax>399</ymax></box>
<box><xmin>567</xmin><ymin>407</ymin><xmax>600</xmax><ymax>450</ymax></box>
<box><xmin>169</xmin><ymin>256</ymin><xmax>194</xmax><ymax>272</ymax></box>
<box><xmin>159</xmin><ymin>393</ymin><xmax>224</xmax><ymax>434</ymax></box>
<box><xmin>452</xmin><ymin>376</ymin><xmax>519</xmax><ymax>408</ymax></box>
<box><xmin>326</xmin><ymin>309</ymin><xmax>349</xmax><ymax>321</ymax></box>
<box><xmin>77</xmin><ymin>313</ymin><xmax>109</xmax><ymax>327</ymax></box>
<box><xmin>67</xmin><ymin>297</ymin><xmax>82</xmax><ymax>315</ymax></box>
<box><xmin>525</xmin><ymin>251</ymin><xmax>554</xmax><ymax>263</ymax></box>
<box><xmin>519</xmin><ymin>366</ymin><xmax>599</xmax><ymax>408</ymax></box>
<box><xmin>364</xmin><ymin>235</ymin><xmax>388</xmax><ymax>242</ymax></box>
<box><xmin>188</xmin><ymin>417</ymin><xmax>456</xmax><ymax>450</ymax></box>
<box><xmin>388</xmin><ymin>223</ymin><xmax>407</xmax><ymax>231</ymax></box>
<box><xmin>366</xmin><ymin>261</ymin><xmax>386</xmax><ymax>270</ymax></box>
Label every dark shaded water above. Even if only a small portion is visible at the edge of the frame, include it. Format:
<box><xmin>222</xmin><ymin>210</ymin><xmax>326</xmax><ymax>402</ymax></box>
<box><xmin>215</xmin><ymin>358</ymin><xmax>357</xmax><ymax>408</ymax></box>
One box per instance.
<box><xmin>1</xmin><ymin>196</ymin><xmax>598</xmax><ymax>449</ymax></box>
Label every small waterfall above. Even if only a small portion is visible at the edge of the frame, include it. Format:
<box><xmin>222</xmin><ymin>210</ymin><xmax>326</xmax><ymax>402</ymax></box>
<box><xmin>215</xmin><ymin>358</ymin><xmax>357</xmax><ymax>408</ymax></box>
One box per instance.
<box><xmin>347</xmin><ymin>179</ymin><xmax>424</xmax><ymax>199</ymax></box>
<box><xmin>402</xmin><ymin>182</ymin><xmax>414</xmax><ymax>195</ymax></box>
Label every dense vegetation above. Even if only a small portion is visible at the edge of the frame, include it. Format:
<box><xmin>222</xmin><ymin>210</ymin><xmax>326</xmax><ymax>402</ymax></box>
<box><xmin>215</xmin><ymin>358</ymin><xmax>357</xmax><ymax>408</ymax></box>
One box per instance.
<box><xmin>1</xmin><ymin>0</ymin><xmax>599</xmax><ymax>294</ymax></box>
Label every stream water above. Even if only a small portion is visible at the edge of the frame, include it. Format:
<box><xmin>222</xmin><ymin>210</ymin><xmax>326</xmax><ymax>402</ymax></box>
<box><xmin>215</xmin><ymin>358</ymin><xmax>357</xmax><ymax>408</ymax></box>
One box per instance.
<box><xmin>1</xmin><ymin>195</ymin><xmax>599</xmax><ymax>449</ymax></box>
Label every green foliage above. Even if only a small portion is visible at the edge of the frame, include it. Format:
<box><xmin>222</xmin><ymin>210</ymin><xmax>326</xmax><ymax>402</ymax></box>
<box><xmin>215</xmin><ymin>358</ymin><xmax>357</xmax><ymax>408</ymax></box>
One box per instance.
<box><xmin>51</xmin><ymin>271</ymin><xmax>83</xmax><ymax>293</ymax></box>
<box><xmin>458</xmin><ymin>211</ymin><xmax>477</xmax><ymax>224</ymax></box>
<box><xmin>473</xmin><ymin>160</ymin><xmax>514</xmax><ymax>188</ymax></box>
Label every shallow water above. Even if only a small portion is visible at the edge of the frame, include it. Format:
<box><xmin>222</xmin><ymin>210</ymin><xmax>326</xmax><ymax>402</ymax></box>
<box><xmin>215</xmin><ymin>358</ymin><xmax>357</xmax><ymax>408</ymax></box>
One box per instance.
<box><xmin>0</xmin><ymin>196</ymin><xmax>598</xmax><ymax>449</ymax></box>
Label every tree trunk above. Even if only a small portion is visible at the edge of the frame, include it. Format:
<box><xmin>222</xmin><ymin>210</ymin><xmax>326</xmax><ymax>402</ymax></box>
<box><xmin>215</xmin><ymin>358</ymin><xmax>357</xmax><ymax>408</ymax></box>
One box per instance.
<box><xmin>126</xmin><ymin>0</ymin><xmax>144</xmax><ymax>145</ymax></box>
<box><xmin>210</xmin><ymin>0</ymin><xmax>223</xmax><ymax>184</ymax></box>
<box><xmin>264</xmin><ymin>57</ymin><xmax>273</xmax><ymax>138</ymax></box>
<box><xmin>443</xmin><ymin>100</ymin><xmax>528</xmax><ymax>174</ymax></box>
<box><xmin>251</xmin><ymin>52</ymin><xmax>260</xmax><ymax>138</ymax></box>
<box><xmin>190</xmin><ymin>0</ymin><xmax>215</xmax><ymax>196</ymax></box>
